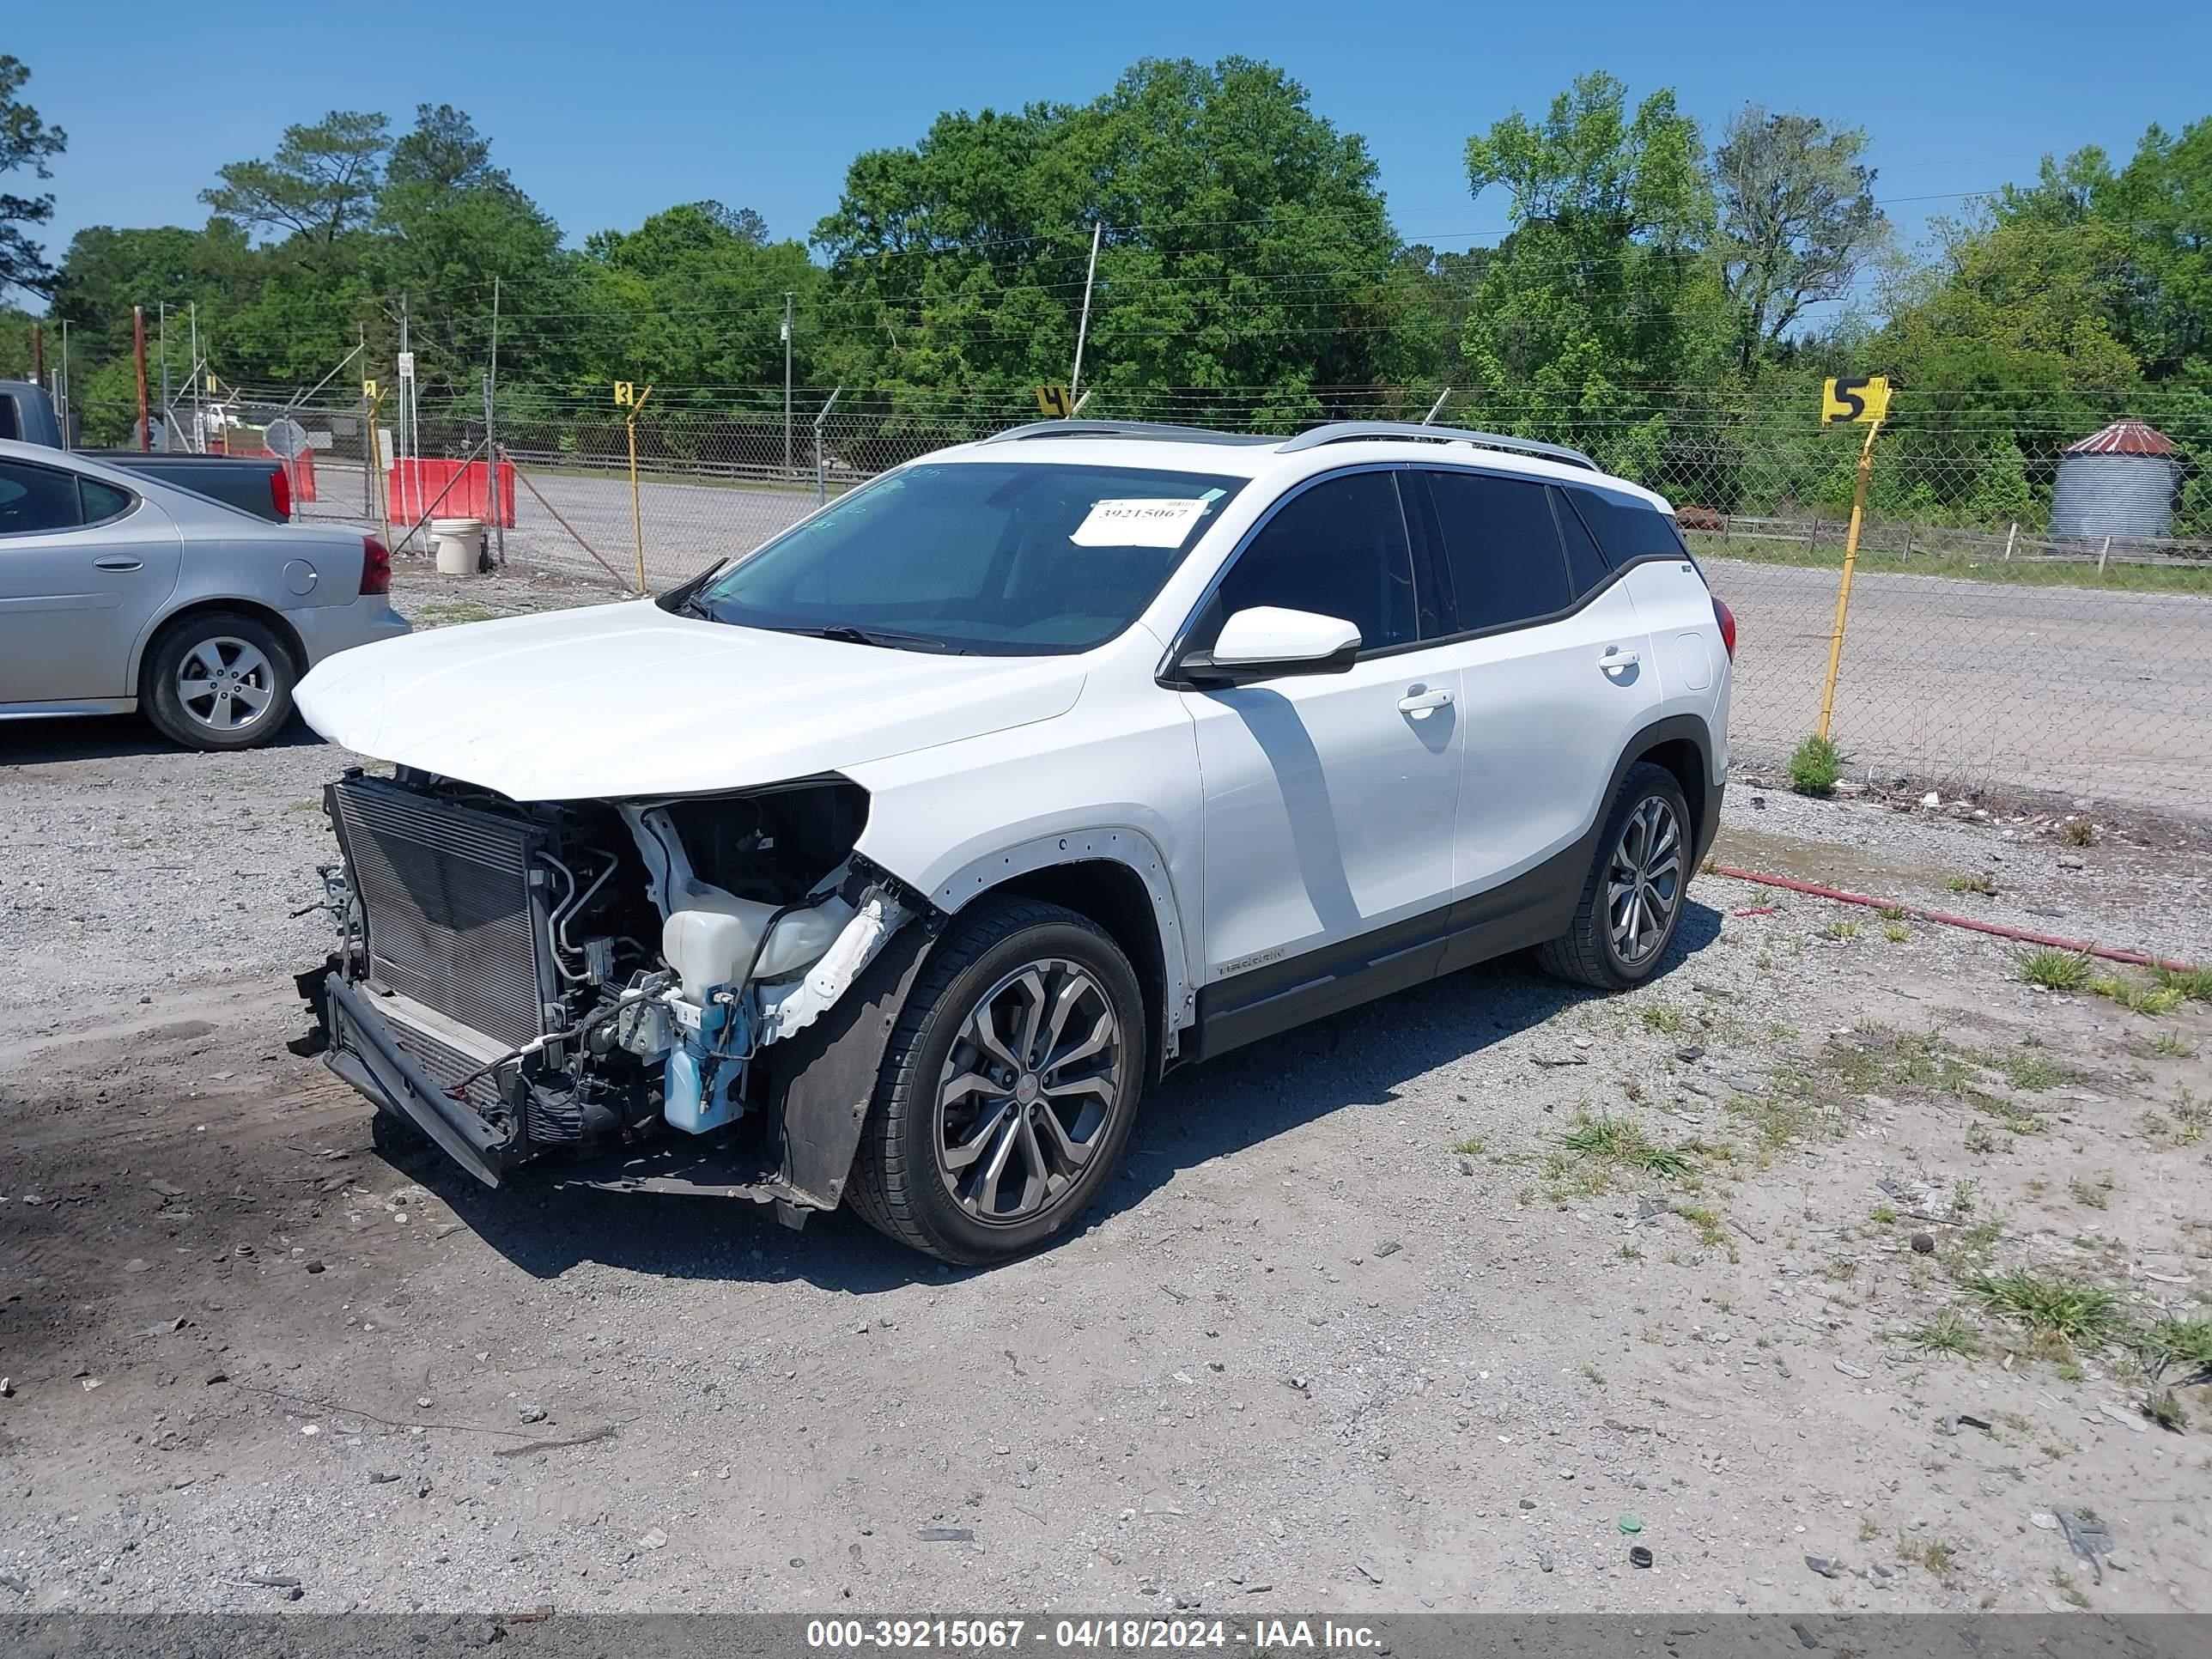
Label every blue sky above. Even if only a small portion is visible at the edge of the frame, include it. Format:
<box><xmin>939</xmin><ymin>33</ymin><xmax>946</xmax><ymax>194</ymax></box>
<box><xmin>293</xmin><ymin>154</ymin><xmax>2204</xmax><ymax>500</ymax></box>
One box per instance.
<box><xmin>16</xmin><ymin>0</ymin><xmax>2210</xmax><ymax>281</ymax></box>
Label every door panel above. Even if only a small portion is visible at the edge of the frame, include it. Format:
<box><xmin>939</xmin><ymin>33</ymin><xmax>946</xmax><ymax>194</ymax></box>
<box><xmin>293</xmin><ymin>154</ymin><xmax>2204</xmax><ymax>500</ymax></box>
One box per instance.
<box><xmin>1182</xmin><ymin>652</ymin><xmax>1462</xmax><ymax>978</ymax></box>
<box><xmin>0</xmin><ymin>476</ymin><xmax>182</xmax><ymax>704</ymax></box>
<box><xmin>1177</xmin><ymin>467</ymin><xmax>1461</xmax><ymax>988</ymax></box>
<box><xmin>1453</xmin><ymin>580</ymin><xmax>1662</xmax><ymax>888</ymax></box>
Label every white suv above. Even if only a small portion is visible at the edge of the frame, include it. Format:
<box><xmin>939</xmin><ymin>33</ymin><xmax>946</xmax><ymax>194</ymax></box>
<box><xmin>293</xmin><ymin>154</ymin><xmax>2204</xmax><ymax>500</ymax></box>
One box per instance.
<box><xmin>294</xmin><ymin>420</ymin><xmax>1734</xmax><ymax>1263</ymax></box>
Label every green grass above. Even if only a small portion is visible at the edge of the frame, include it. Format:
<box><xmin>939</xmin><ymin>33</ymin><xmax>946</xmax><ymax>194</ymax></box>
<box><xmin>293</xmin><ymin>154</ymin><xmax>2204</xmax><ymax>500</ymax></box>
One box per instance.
<box><xmin>1449</xmin><ymin>1135</ymin><xmax>1487</xmax><ymax>1157</ymax></box>
<box><xmin>1945</xmin><ymin>871</ymin><xmax>2000</xmax><ymax>896</ymax></box>
<box><xmin>2067</xmin><ymin>1175</ymin><xmax>2112</xmax><ymax>1210</ymax></box>
<box><xmin>1639</xmin><ymin>1003</ymin><xmax>1687</xmax><ymax>1036</ymax></box>
<box><xmin>1554</xmin><ymin>1112</ymin><xmax>1697</xmax><ymax>1178</ymax></box>
<box><xmin>2060</xmin><ymin>817</ymin><xmax>2098</xmax><ymax>848</ymax></box>
<box><xmin>1967</xmin><ymin>1272</ymin><xmax>2120</xmax><ymax>1346</ymax></box>
<box><xmin>1905</xmin><ymin>1310</ymin><xmax>1982</xmax><ymax>1358</ymax></box>
<box><xmin>1690</xmin><ymin>532</ymin><xmax>2212</xmax><ymax>596</ymax></box>
<box><xmin>2016</xmin><ymin>948</ymin><xmax>2094</xmax><ymax>991</ymax></box>
<box><xmin>1787</xmin><ymin>733</ymin><xmax>1848</xmax><ymax>797</ymax></box>
<box><xmin>411</xmin><ymin>599</ymin><xmax>506</xmax><ymax>628</ymax></box>
<box><xmin>2089</xmin><ymin>974</ymin><xmax>2186</xmax><ymax>1017</ymax></box>
<box><xmin>2150</xmin><ymin>1031</ymin><xmax>2198</xmax><ymax>1060</ymax></box>
<box><xmin>2150</xmin><ymin>963</ymin><xmax>2212</xmax><ymax>1001</ymax></box>
<box><xmin>2132</xmin><ymin>1317</ymin><xmax>2212</xmax><ymax>1384</ymax></box>
<box><xmin>1824</xmin><ymin>918</ymin><xmax>1861</xmax><ymax>941</ymax></box>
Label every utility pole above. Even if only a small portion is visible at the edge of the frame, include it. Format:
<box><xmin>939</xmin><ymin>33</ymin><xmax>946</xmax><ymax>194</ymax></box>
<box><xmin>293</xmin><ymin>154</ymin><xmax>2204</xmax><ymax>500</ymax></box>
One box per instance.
<box><xmin>58</xmin><ymin>320</ymin><xmax>70</xmax><ymax>447</ymax></box>
<box><xmin>398</xmin><ymin>294</ymin><xmax>413</xmax><ymax>526</ymax></box>
<box><xmin>133</xmin><ymin>307</ymin><xmax>151</xmax><ymax>451</ymax></box>
<box><xmin>359</xmin><ymin>322</ymin><xmax>373</xmax><ymax>521</ymax></box>
<box><xmin>1070</xmin><ymin>221</ymin><xmax>1103</xmax><ymax>407</ymax></box>
<box><xmin>28</xmin><ymin>323</ymin><xmax>42</xmax><ymax>386</ymax></box>
<box><xmin>782</xmin><ymin>291</ymin><xmax>794</xmax><ymax>479</ymax></box>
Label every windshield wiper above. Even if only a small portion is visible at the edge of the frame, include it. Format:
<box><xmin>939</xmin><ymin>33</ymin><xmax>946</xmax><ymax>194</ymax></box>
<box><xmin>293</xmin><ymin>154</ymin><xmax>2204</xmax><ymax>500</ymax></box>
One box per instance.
<box><xmin>776</xmin><ymin>623</ymin><xmax>955</xmax><ymax>653</ymax></box>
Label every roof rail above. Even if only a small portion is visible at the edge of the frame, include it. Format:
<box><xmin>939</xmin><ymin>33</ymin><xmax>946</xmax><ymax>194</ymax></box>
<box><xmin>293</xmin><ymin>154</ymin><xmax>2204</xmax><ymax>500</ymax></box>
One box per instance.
<box><xmin>1275</xmin><ymin>421</ymin><xmax>1600</xmax><ymax>472</ymax></box>
<box><xmin>978</xmin><ymin>419</ymin><xmax>1277</xmax><ymax>447</ymax></box>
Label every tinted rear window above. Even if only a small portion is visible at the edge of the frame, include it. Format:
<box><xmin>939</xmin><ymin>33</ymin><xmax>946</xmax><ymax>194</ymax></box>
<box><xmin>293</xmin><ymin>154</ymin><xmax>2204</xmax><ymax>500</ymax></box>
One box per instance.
<box><xmin>1424</xmin><ymin>470</ymin><xmax>1572</xmax><ymax>631</ymax></box>
<box><xmin>1565</xmin><ymin>486</ymin><xmax>1687</xmax><ymax>565</ymax></box>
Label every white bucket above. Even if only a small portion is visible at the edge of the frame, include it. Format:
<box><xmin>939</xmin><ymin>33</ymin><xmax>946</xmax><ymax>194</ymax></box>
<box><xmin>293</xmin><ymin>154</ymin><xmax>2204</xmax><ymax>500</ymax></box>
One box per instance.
<box><xmin>429</xmin><ymin>518</ymin><xmax>484</xmax><ymax>576</ymax></box>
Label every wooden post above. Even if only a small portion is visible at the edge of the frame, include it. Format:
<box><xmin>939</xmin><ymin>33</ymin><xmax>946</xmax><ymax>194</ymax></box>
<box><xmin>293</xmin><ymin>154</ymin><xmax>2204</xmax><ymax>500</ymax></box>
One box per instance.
<box><xmin>2097</xmin><ymin>535</ymin><xmax>2111</xmax><ymax>574</ymax></box>
<box><xmin>133</xmin><ymin>307</ymin><xmax>151</xmax><ymax>450</ymax></box>
<box><xmin>2003</xmin><ymin>521</ymin><xmax>2017</xmax><ymax>562</ymax></box>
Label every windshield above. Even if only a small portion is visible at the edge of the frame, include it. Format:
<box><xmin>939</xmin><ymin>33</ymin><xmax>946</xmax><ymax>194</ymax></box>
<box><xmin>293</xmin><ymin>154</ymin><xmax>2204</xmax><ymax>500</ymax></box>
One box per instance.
<box><xmin>690</xmin><ymin>460</ymin><xmax>1249</xmax><ymax>655</ymax></box>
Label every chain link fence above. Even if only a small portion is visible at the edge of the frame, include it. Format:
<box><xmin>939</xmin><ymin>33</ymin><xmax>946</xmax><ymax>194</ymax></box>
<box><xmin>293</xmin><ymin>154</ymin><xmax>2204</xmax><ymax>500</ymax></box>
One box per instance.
<box><xmin>76</xmin><ymin>386</ymin><xmax>2212</xmax><ymax>817</ymax></box>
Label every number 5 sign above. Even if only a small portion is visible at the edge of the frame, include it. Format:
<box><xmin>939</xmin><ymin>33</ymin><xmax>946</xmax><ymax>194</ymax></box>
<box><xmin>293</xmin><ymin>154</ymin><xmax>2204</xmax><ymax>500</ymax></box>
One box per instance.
<box><xmin>1822</xmin><ymin>375</ymin><xmax>1892</xmax><ymax>425</ymax></box>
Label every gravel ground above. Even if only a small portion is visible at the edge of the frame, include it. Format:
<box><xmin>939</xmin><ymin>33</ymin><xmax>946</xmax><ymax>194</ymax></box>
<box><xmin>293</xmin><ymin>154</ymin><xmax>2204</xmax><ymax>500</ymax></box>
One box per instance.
<box><xmin>3</xmin><ymin>567</ymin><xmax>2209</xmax><ymax>1618</ymax></box>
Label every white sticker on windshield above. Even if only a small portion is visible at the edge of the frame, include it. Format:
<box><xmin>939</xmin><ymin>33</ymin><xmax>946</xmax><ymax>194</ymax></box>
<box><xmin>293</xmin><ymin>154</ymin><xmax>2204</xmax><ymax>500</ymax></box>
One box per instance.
<box><xmin>1070</xmin><ymin>498</ymin><xmax>1210</xmax><ymax>548</ymax></box>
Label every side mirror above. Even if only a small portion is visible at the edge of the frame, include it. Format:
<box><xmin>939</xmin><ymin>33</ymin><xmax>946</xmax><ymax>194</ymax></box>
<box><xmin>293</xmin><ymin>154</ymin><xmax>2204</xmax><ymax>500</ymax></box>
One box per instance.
<box><xmin>1177</xmin><ymin>606</ymin><xmax>1362</xmax><ymax>685</ymax></box>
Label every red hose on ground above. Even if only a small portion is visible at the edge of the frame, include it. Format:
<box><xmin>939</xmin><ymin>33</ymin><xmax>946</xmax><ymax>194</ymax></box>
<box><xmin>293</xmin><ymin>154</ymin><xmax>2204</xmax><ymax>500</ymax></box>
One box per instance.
<box><xmin>1707</xmin><ymin>864</ymin><xmax>2200</xmax><ymax>974</ymax></box>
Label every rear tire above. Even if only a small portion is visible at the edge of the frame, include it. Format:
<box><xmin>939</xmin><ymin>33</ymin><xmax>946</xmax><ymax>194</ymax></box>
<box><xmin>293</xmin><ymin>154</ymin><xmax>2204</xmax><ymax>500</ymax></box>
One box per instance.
<box><xmin>143</xmin><ymin>610</ymin><xmax>297</xmax><ymax>750</ymax></box>
<box><xmin>848</xmin><ymin>896</ymin><xmax>1146</xmax><ymax>1265</ymax></box>
<box><xmin>1538</xmin><ymin>761</ymin><xmax>1693</xmax><ymax>991</ymax></box>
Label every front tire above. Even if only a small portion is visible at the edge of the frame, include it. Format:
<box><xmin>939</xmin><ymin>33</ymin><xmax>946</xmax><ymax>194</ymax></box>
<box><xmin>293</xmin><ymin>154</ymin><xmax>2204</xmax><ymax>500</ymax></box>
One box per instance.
<box><xmin>848</xmin><ymin>896</ymin><xmax>1147</xmax><ymax>1265</ymax></box>
<box><xmin>143</xmin><ymin>610</ymin><xmax>297</xmax><ymax>750</ymax></box>
<box><xmin>1538</xmin><ymin>761</ymin><xmax>1694</xmax><ymax>991</ymax></box>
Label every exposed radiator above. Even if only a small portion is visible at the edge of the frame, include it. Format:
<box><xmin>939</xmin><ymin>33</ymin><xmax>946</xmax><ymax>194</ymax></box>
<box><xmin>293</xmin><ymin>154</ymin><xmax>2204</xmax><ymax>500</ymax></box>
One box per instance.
<box><xmin>329</xmin><ymin>776</ymin><xmax>551</xmax><ymax>1049</ymax></box>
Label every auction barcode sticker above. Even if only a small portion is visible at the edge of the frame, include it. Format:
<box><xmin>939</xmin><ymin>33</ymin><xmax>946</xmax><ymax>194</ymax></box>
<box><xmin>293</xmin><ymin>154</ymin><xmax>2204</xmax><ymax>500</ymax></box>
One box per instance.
<box><xmin>1069</xmin><ymin>499</ymin><xmax>1209</xmax><ymax>548</ymax></box>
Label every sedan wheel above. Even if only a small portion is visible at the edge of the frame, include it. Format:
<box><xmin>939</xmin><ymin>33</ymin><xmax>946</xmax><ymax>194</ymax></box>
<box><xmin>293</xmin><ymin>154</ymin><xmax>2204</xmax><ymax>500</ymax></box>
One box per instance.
<box><xmin>933</xmin><ymin>957</ymin><xmax>1126</xmax><ymax>1226</ymax></box>
<box><xmin>143</xmin><ymin>609</ymin><xmax>298</xmax><ymax>751</ymax></box>
<box><xmin>175</xmin><ymin>635</ymin><xmax>279</xmax><ymax>736</ymax></box>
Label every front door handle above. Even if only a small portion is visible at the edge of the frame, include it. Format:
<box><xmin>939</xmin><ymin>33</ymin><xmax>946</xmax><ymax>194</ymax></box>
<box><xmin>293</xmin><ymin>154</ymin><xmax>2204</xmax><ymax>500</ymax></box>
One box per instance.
<box><xmin>93</xmin><ymin>556</ymin><xmax>144</xmax><ymax>572</ymax></box>
<box><xmin>1398</xmin><ymin>686</ymin><xmax>1454</xmax><ymax>717</ymax></box>
<box><xmin>1598</xmin><ymin>648</ymin><xmax>1640</xmax><ymax>673</ymax></box>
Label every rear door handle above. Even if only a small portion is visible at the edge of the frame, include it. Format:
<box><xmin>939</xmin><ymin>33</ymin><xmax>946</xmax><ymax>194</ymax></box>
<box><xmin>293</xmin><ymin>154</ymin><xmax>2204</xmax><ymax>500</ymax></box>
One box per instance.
<box><xmin>93</xmin><ymin>556</ymin><xmax>144</xmax><ymax>571</ymax></box>
<box><xmin>1598</xmin><ymin>649</ymin><xmax>1640</xmax><ymax>673</ymax></box>
<box><xmin>1398</xmin><ymin>686</ymin><xmax>1454</xmax><ymax>716</ymax></box>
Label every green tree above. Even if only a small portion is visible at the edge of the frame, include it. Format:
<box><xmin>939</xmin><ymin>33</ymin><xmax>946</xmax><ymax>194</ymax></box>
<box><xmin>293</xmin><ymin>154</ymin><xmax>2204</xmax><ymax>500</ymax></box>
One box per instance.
<box><xmin>1456</xmin><ymin>71</ymin><xmax>1727</xmax><ymax>465</ymax></box>
<box><xmin>580</xmin><ymin>202</ymin><xmax>818</xmax><ymax>400</ymax></box>
<box><xmin>374</xmin><ymin>106</ymin><xmax>574</xmax><ymax>394</ymax></box>
<box><xmin>202</xmin><ymin>111</ymin><xmax>391</xmax><ymax>247</ymax></box>
<box><xmin>813</xmin><ymin>57</ymin><xmax>1431</xmax><ymax>425</ymax></box>
<box><xmin>2105</xmin><ymin>118</ymin><xmax>2212</xmax><ymax>377</ymax></box>
<box><xmin>0</xmin><ymin>54</ymin><xmax>68</xmax><ymax>297</ymax></box>
<box><xmin>1712</xmin><ymin>106</ymin><xmax>1886</xmax><ymax>374</ymax></box>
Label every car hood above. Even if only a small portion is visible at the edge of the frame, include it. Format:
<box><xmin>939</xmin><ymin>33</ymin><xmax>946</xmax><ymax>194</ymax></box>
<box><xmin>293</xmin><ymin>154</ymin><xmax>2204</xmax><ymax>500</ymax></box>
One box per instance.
<box><xmin>295</xmin><ymin>599</ymin><xmax>1087</xmax><ymax>800</ymax></box>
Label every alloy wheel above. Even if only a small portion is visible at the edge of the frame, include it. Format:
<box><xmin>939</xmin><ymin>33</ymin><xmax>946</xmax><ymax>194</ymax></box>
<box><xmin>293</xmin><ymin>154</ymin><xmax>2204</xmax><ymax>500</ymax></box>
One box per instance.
<box><xmin>175</xmin><ymin>636</ymin><xmax>277</xmax><ymax>733</ymax></box>
<box><xmin>1607</xmin><ymin>794</ymin><xmax>1683</xmax><ymax>966</ymax></box>
<box><xmin>933</xmin><ymin>957</ymin><xmax>1126</xmax><ymax>1226</ymax></box>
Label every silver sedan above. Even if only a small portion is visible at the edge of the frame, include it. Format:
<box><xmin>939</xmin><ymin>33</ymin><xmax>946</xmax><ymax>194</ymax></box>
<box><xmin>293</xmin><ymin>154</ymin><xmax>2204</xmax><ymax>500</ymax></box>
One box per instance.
<box><xmin>0</xmin><ymin>438</ymin><xmax>408</xmax><ymax>750</ymax></box>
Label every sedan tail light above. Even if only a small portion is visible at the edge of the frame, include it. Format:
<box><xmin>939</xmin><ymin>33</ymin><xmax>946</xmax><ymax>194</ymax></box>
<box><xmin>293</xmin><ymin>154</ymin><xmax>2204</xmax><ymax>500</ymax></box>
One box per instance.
<box><xmin>270</xmin><ymin>465</ymin><xmax>293</xmax><ymax>521</ymax></box>
<box><xmin>361</xmin><ymin>534</ymin><xmax>392</xmax><ymax>597</ymax></box>
<box><xmin>1712</xmin><ymin>596</ymin><xmax>1737</xmax><ymax>659</ymax></box>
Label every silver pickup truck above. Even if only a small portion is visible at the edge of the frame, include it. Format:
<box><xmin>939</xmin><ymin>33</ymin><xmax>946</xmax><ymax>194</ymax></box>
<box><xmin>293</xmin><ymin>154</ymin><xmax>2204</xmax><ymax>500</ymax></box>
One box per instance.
<box><xmin>0</xmin><ymin>379</ymin><xmax>297</xmax><ymax>523</ymax></box>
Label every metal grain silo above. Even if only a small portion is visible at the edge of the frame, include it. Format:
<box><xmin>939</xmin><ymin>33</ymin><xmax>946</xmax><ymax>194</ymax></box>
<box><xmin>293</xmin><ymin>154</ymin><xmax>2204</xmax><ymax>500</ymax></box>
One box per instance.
<box><xmin>2050</xmin><ymin>419</ymin><xmax>2179</xmax><ymax>540</ymax></box>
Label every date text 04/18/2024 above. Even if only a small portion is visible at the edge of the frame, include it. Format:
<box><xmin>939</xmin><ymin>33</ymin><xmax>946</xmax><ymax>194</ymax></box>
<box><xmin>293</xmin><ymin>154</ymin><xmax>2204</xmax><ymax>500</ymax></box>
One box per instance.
<box><xmin>804</xmin><ymin>1620</ymin><xmax>1382</xmax><ymax>1650</ymax></box>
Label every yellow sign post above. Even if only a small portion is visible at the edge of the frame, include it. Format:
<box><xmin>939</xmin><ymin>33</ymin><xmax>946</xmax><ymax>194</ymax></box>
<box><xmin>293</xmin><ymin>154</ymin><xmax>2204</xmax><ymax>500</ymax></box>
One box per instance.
<box><xmin>1035</xmin><ymin>385</ymin><xmax>1073</xmax><ymax>418</ymax></box>
<box><xmin>617</xmin><ymin>383</ymin><xmax>653</xmax><ymax>592</ymax></box>
<box><xmin>1814</xmin><ymin>377</ymin><xmax>1891</xmax><ymax>741</ymax></box>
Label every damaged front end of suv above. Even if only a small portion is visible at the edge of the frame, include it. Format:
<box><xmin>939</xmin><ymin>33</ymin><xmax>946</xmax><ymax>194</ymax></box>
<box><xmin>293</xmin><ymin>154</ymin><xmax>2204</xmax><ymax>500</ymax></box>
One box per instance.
<box><xmin>296</xmin><ymin>767</ymin><xmax>933</xmax><ymax>1224</ymax></box>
